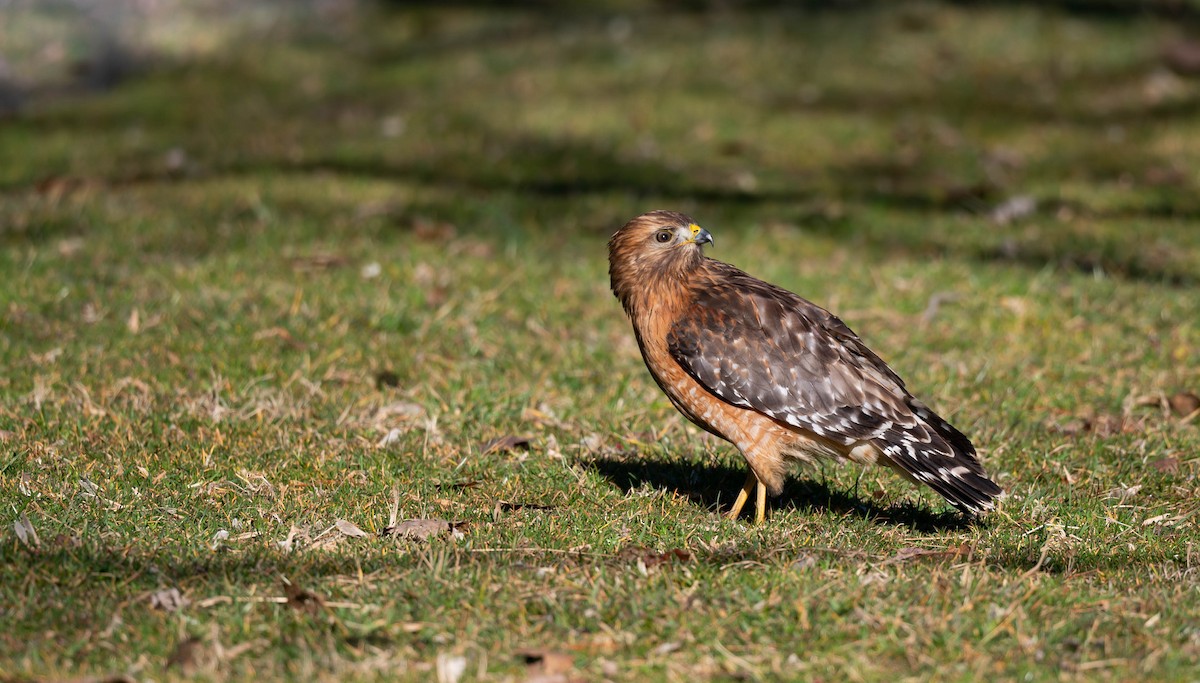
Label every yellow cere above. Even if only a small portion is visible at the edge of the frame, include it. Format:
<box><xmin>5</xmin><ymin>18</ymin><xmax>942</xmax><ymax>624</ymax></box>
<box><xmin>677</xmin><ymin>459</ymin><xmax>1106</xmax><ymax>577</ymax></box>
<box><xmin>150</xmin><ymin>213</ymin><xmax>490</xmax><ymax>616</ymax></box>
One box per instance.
<box><xmin>689</xmin><ymin>224</ymin><xmax>703</xmax><ymax>240</ymax></box>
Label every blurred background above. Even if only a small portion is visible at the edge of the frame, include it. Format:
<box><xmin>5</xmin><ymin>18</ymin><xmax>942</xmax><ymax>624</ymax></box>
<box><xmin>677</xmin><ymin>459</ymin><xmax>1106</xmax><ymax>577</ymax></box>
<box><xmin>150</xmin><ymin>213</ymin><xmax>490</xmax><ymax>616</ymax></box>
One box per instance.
<box><xmin>3</xmin><ymin>0</ymin><xmax>1200</xmax><ymax>277</ymax></box>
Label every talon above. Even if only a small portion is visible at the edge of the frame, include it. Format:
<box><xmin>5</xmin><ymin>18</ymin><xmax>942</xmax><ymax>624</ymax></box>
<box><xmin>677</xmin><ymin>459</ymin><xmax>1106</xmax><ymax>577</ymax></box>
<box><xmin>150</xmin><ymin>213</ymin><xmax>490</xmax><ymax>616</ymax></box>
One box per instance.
<box><xmin>726</xmin><ymin>471</ymin><xmax>758</xmax><ymax>520</ymax></box>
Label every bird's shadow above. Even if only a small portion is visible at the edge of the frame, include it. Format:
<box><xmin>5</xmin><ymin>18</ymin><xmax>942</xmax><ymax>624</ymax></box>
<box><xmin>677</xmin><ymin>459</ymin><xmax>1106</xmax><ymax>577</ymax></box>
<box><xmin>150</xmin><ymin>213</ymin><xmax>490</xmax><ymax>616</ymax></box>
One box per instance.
<box><xmin>581</xmin><ymin>456</ymin><xmax>975</xmax><ymax>533</ymax></box>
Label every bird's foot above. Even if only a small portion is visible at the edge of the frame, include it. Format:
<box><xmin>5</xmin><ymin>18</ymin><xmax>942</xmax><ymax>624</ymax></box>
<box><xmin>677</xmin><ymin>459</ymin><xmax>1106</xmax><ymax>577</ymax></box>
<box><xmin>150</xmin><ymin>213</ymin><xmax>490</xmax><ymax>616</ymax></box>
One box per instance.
<box><xmin>726</xmin><ymin>471</ymin><xmax>767</xmax><ymax>524</ymax></box>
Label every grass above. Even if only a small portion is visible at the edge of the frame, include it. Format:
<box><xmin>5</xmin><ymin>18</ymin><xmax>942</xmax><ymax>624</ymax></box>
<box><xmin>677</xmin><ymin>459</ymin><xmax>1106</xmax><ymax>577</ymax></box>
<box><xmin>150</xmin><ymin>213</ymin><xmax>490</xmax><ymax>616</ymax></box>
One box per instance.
<box><xmin>2</xmin><ymin>1</ymin><xmax>1200</xmax><ymax>680</ymax></box>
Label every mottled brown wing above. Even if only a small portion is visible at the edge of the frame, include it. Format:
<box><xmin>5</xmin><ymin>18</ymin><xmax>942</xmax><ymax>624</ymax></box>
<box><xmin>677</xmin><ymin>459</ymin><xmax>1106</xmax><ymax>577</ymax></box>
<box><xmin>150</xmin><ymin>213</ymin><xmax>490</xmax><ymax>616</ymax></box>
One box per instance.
<box><xmin>666</xmin><ymin>264</ymin><xmax>919</xmax><ymax>445</ymax></box>
<box><xmin>667</xmin><ymin>262</ymin><xmax>1002</xmax><ymax>513</ymax></box>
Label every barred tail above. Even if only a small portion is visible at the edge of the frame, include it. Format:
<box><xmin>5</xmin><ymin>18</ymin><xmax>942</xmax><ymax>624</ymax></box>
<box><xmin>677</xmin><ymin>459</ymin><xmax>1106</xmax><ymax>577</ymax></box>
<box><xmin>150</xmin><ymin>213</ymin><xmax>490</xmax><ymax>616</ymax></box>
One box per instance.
<box><xmin>877</xmin><ymin>400</ymin><xmax>1002</xmax><ymax>514</ymax></box>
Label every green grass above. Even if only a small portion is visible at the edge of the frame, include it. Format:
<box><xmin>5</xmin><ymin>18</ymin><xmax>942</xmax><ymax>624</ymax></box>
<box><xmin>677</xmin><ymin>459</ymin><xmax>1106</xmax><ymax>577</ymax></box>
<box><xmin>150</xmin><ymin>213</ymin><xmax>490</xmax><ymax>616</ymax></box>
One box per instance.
<box><xmin>3</xmin><ymin>2</ymin><xmax>1200</xmax><ymax>681</ymax></box>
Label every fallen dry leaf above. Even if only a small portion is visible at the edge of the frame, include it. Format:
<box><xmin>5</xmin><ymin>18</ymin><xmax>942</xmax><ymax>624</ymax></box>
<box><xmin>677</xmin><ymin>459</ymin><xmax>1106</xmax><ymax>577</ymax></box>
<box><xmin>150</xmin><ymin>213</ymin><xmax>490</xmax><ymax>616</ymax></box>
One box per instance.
<box><xmin>387</xmin><ymin>485</ymin><xmax>401</xmax><ymax>528</ymax></box>
<box><xmin>990</xmin><ymin>194</ymin><xmax>1037</xmax><ymax>225</ymax></box>
<box><xmin>1142</xmin><ymin>164</ymin><xmax>1188</xmax><ymax>188</ymax></box>
<box><xmin>381</xmin><ymin>519</ymin><xmax>468</xmax><ymax>540</ymax></box>
<box><xmin>1168</xmin><ymin>392</ymin><xmax>1200</xmax><ymax>418</ymax></box>
<box><xmin>1151</xmin><ymin>456</ymin><xmax>1180</xmax><ymax>474</ymax></box>
<box><xmin>652</xmin><ymin>641</ymin><xmax>682</xmax><ymax>656</ymax></box>
<box><xmin>410</xmin><ymin>217</ymin><xmax>457</xmax><ymax>242</ymax></box>
<box><xmin>920</xmin><ymin>291</ymin><xmax>960</xmax><ymax>324</ymax></box>
<box><xmin>615</xmin><ymin>546</ymin><xmax>692</xmax><ymax>568</ymax></box>
<box><xmin>1105</xmin><ymin>484</ymin><xmax>1142</xmax><ymax>500</ymax></box>
<box><xmin>166</xmin><ymin>636</ymin><xmax>203</xmax><ymax>672</ymax></box>
<box><xmin>1097</xmin><ymin>413</ymin><xmax>1141</xmax><ymax>436</ymax></box>
<box><xmin>375</xmin><ymin>401</ymin><xmax>426</xmax><ymax>422</ymax></box>
<box><xmin>283</xmin><ymin>579</ymin><xmax>325</xmax><ymax>613</ymax></box>
<box><xmin>56</xmin><ymin>237</ymin><xmax>87</xmax><ymax>258</ymax></box>
<box><xmin>1143</xmin><ymin>513</ymin><xmax>1174</xmax><ymax>527</ymax></box>
<box><xmin>377</xmin><ymin>428</ymin><xmax>405</xmax><ymax>448</ymax></box>
<box><xmin>35</xmin><ymin>174</ymin><xmax>84</xmax><ymax>200</ymax></box>
<box><xmin>436</xmin><ymin>653</ymin><xmax>468</xmax><ymax>683</ymax></box>
<box><xmin>13</xmin><ymin>512</ymin><xmax>39</xmax><ymax>548</ymax></box>
<box><xmin>288</xmin><ymin>253</ymin><xmax>349</xmax><ymax>271</ymax></box>
<box><xmin>492</xmin><ymin>500</ymin><xmax>556</xmax><ymax>524</ymax></box>
<box><xmin>522</xmin><ymin>406</ymin><xmax>563</xmax><ymax>428</ymax></box>
<box><xmin>518</xmin><ymin>648</ymin><xmax>575</xmax><ymax>676</ymax></box>
<box><xmin>210</xmin><ymin>529</ymin><xmax>230</xmax><ymax>552</ymax></box>
<box><xmin>791</xmin><ymin>552</ymin><xmax>819</xmax><ymax>570</ymax></box>
<box><xmin>149</xmin><ymin>587</ymin><xmax>189</xmax><ymax>612</ymax></box>
<box><xmin>252</xmin><ymin>326</ymin><xmax>305</xmax><ymax>350</ymax></box>
<box><xmin>1163</xmin><ymin>38</ymin><xmax>1200</xmax><ymax>76</ymax></box>
<box><xmin>334</xmin><ymin>519</ymin><xmax>370</xmax><ymax>538</ymax></box>
<box><xmin>1047</xmin><ymin>412</ymin><xmax>1141</xmax><ymax>437</ymax></box>
<box><xmin>480</xmin><ymin>435</ymin><xmax>532</xmax><ymax>455</ymax></box>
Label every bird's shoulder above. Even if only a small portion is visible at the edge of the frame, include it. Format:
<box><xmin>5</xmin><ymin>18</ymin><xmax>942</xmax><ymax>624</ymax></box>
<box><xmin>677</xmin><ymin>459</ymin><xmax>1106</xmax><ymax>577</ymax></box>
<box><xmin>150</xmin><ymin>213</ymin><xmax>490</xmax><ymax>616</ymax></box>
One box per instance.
<box><xmin>687</xmin><ymin>260</ymin><xmax>871</xmax><ymax>354</ymax></box>
<box><xmin>674</xmin><ymin>258</ymin><xmax>911</xmax><ymax>401</ymax></box>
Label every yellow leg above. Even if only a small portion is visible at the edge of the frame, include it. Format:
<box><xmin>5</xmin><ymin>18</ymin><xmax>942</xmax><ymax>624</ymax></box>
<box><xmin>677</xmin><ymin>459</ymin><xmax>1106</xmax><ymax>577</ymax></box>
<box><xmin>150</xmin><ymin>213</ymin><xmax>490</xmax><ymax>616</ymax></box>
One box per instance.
<box><xmin>754</xmin><ymin>477</ymin><xmax>767</xmax><ymax>525</ymax></box>
<box><xmin>726</xmin><ymin>471</ymin><xmax>758</xmax><ymax>520</ymax></box>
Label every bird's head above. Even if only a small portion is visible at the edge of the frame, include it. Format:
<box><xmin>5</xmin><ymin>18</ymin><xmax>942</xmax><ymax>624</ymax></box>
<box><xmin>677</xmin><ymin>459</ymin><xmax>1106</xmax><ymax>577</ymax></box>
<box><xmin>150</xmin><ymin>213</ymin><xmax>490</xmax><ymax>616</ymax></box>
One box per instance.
<box><xmin>608</xmin><ymin>210</ymin><xmax>713</xmax><ymax>306</ymax></box>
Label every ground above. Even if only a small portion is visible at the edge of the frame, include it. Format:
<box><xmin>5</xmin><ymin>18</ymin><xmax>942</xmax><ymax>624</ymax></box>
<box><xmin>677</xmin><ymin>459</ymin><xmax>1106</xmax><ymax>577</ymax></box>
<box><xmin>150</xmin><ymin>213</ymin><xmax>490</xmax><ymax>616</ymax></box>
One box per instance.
<box><xmin>2</xmin><ymin>1</ymin><xmax>1199</xmax><ymax>681</ymax></box>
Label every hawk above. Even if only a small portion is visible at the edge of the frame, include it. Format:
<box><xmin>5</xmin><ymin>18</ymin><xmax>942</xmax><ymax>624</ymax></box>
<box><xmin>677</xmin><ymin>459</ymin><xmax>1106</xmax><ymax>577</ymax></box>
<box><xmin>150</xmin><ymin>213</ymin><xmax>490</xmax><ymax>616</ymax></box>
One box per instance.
<box><xmin>608</xmin><ymin>210</ymin><xmax>1002</xmax><ymax>523</ymax></box>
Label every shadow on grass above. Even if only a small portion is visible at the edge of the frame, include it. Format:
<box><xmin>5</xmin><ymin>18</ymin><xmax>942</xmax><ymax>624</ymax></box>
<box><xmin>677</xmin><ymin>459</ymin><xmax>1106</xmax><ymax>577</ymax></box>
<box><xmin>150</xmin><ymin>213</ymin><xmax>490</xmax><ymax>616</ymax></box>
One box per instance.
<box><xmin>581</xmin><ymin>455</ymin><xmax>974</xmax><ymax>533</ymax></box>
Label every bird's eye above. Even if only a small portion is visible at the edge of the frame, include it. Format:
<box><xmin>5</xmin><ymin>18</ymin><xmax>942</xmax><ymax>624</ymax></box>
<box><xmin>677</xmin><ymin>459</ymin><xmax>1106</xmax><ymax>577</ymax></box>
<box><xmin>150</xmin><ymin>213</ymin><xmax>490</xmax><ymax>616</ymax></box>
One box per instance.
<box><xmin>655</xmin><ymin>230</ymin><xmax>673</xmax><ymax>243</ymax></box>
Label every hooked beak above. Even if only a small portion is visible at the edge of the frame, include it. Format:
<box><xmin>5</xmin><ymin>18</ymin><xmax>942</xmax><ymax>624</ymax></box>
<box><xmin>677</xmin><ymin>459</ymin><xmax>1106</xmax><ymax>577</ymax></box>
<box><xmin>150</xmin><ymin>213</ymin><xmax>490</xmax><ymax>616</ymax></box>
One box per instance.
<box><xmin>689</xmin><ymin>224</ymin><xmax>714</xmax><ymax>247</ymax></box>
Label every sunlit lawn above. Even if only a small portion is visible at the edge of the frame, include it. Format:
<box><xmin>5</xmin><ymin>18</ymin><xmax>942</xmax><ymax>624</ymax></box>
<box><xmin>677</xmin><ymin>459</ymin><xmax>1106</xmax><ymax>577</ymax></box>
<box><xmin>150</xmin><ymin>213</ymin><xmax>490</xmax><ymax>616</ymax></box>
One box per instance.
<box><xmin>2</xmin><ymin>2</ymin><xmax>1199</xmax><ymax>680</ymax></box>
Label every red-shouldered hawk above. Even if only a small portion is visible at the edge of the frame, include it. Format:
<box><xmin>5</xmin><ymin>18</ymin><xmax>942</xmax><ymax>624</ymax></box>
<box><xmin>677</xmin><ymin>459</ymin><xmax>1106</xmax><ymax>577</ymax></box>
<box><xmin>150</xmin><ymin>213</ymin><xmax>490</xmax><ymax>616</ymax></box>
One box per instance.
<box><xmin>608</xmin><ymin>210</ymin><xmax>1002</xmax><ymax>523</ymax></box>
